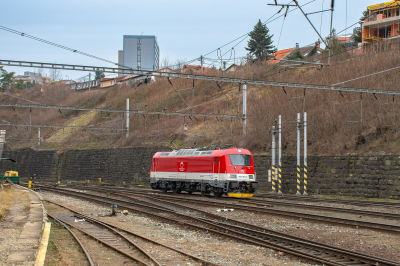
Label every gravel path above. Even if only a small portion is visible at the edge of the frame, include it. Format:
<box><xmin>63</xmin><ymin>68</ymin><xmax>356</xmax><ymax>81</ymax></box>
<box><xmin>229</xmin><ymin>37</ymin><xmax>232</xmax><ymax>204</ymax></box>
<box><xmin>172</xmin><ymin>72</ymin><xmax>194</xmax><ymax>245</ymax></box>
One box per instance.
<box><xmin>0</xmin><ymin>188</ymin><xmax>30</xmax><ymax>265</ymax></box>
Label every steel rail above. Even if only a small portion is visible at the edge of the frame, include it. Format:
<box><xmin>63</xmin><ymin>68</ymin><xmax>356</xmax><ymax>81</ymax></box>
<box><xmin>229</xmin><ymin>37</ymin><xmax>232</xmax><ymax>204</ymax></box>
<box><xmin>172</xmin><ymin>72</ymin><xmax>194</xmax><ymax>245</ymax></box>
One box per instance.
<box><xmin>46</xmin><ymin>200</ymin><xmax>218</xmax><ymax>266</ymax></box>
<box><xmin>0</xmin><ymin>103</ymin><xmax>239</xmax><ymax>118</ymax></box>
<box><xmin>36</xmin><ymin>186</ymin><xmax>347</xmax><ymax>265</ymax></box>
<box><xmin>243</xmin><ymin>198</ymin><xmax>400</xmax><ymax>220</ymax></box>
<box><xmin>143</xmin><ymin>192</ymin><xmax>400</xmax><ymax>232</ymax></box>
<box><xmin>34</xmin><ymin>184</ymin><xmax>400</xmax><ymax>266</ymax></box>
<box><xmin>122</xmin><ymin>193</ymin><xmax>400</xmax><ymax>266</ymax></box>
<box><xmin>48</xmin><ymin>213</ymin><xmax>151</xmax><ymax>265</ymax></box>
<box><xmin>86</xmin><ymin>186</ymin><xmax>400</xmax><ymax>232</ymax></box>
<box><xmin>47</xmin><ymin>214</ymin><xmax>95</xmax><ymax>266</ymax></box>
<box><xmin>2</xmin><ymin>59</ymin><xmax>400</xmax><ymax>95</ymax></box>
<box><xmin>258</xmin><ymin>194</ymin><xmax>400</xmax><ymax>208</ymax></box>
<box><xmin>86</xmin><ymin>185</ymin><xmax>400</xmax><ymax>220</ymax></box>
<box><xmin>50</xmin><ymin>207</ymin><xmax>163</xmax><ymax>266</ymax></box>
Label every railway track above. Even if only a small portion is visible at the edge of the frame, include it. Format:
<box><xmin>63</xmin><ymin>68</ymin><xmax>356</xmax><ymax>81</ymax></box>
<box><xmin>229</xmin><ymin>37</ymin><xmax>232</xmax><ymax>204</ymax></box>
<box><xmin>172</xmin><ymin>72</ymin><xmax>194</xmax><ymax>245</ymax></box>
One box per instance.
<box><xmin>70</xmin><ymin>184</ymin><xmax>400</xmax><ymax>232</ymax></box>
<box><xmin>46</xmin><ymin>201</ymin><xmax>216</xmax><ymax>266</ymax></box>
<box><xmin>258</xmin><ymin>194</ymin><xmax>400</xmax><ymax>209</ymax></box>
<box><xmin>33</xmin><ymin>184</ymin><xmax>400</xmax><ymax>266</ymax></box>
<box><xmin>47</xmin><ymin>214</ymin><xmax>96</xmax><ymax>266</ymax></box>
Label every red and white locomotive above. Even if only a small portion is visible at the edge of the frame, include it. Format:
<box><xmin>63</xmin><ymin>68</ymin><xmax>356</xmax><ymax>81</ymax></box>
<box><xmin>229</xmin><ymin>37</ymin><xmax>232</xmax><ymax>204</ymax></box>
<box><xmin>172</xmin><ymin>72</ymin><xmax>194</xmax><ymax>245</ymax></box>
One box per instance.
<box><xmin>150</xmin><ymin>147</ymin><xmax>259</xmax><ymax>197</ymax></box>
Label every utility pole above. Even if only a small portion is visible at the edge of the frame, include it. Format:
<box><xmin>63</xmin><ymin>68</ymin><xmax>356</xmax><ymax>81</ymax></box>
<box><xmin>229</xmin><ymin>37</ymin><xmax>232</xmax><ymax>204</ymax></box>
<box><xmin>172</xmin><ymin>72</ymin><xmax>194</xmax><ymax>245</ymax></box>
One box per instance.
<box><xmin>242</xmin><ymin>85</ymin><xmax>247</xmax><ymax>137</ymax></box>
<box><xmin>271</xmin><ymin>126</ymin><xmax>277</xmax><ymax>193</ymax></box>
<box><xmin>38</xmin><ymin>127</ymin><xmax>40</xmax><ymax>145</ymax></box>
<box><xmin>200</xmin><ymin>56</ymin><xmax>204</xmax><ymax>74</ymax></box>
<box><xmin>126</xmin><ymin>98</ymin><xmax>129</xmax><ymax>138</ymax></box>
<box><xmin>328</xmin><ymin>0</ymin><xmax>335</xmax><ymax>66</ymax></box>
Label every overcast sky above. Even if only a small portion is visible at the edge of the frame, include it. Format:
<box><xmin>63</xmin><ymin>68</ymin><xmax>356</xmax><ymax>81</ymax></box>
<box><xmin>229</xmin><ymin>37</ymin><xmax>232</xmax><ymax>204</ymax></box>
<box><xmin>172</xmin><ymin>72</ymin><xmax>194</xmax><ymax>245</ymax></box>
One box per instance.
<box><xmin>1</xmin><ymin>0</ymin><xmax>379</xmax><ymax>80</ymax></box>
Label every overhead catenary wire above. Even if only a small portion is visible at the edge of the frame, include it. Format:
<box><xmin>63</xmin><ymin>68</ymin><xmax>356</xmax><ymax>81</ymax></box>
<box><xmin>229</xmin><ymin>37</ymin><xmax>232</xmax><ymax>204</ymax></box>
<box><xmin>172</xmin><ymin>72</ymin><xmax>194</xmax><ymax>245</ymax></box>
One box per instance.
<box><xmin>0</xmin><ymin>26</ymin><xmax>132</xmax><ymax>70</ymax></box>
<box><xmin>202</xmin><ymin>0</ymin><xmax>317</xmax><ymax>58</ymax></box>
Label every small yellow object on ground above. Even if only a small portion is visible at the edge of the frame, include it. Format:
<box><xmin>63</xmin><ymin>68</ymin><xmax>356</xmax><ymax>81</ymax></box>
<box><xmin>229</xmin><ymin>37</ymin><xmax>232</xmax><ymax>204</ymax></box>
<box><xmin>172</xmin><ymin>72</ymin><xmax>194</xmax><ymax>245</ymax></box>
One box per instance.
<box><xmin>227</xmin><ymin>193</ymin><xmax>254</xmax><ymax>198</ymax></box>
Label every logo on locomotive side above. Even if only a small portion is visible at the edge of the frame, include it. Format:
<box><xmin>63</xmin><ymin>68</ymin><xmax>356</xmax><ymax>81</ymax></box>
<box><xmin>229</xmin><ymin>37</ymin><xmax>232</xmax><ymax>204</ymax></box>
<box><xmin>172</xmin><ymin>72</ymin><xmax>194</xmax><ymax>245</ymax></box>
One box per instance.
<box><xmin>178</xmin><ymin>161</ymin><xmax>187</xmax><ymax>172</ymax></box>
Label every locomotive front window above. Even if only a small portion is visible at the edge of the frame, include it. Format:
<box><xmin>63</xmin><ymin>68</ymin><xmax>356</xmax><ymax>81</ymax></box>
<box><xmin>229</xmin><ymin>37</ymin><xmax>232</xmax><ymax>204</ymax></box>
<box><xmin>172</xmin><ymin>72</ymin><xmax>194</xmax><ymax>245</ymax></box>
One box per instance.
<box><xmin>228</xmin><ymin>154</ymin><xmax>251</xmax><ymax>166</ymax></box>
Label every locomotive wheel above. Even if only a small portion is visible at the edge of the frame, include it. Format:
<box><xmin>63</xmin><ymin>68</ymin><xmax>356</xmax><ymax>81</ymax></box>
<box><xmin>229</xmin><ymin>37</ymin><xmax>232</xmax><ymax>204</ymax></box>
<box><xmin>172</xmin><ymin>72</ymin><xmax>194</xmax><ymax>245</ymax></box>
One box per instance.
<box><xmin>213</xmin><ymin>191</ymin><xmax>223</xmax><ymax>197</ymax></box>
<box><xmin>187</xmin><ymin>191</ymin><xmax>193</xmax><ymax>195</ymax></box>
<box><xmin>173</xmin><ymin>187</ymin><xmax>181</xmax><ymax>194</ymax></box>
<box><xmin>161</xmin><ymin>187</ymin><xmax>168</xmax><ymax>193</ymax></box>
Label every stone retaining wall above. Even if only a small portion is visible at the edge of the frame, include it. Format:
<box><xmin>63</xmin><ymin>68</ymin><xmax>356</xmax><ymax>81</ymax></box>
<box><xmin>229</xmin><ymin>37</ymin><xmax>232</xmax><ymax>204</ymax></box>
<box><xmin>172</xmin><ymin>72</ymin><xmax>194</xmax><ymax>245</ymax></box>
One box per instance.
<box><xmin>254</xmin><ymin>155</ymin><xmax>400</xmax><ymax>199</ymax></box>
<box><xmin>1</xmin><ymin>147</ymin><xmax>399</xmax><ymax>199</ymax></box>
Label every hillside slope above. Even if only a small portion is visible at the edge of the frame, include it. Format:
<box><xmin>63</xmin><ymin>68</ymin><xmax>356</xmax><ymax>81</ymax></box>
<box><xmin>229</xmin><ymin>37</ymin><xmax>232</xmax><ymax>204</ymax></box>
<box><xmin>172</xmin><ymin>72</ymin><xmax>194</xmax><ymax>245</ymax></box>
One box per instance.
<box><xmin>1</xmin><ymin>47</ymin><xmax>400</xmax><ymax>155</ymax></box>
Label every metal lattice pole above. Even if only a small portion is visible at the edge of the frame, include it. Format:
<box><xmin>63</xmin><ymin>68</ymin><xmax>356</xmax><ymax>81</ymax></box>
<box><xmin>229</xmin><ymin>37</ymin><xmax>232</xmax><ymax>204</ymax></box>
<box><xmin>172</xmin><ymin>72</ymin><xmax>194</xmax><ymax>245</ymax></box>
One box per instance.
<box><xmin>243</xmin><ymin>85</ymin><xmax>247</xmax><ymax>137</ymax></box>
<box><xmin>278</xmin><ymin>115</ymin><xmax>282</xmax><ymax>194</ymax></box>
<box><xmin>303</xmin><ymin>112</ymin><xmax>308</xmax><ymax>195</ymax></box>
<box><xmin>296</xmin><ymin>113</ymin><xmax>301</xmax><ymax>195</ymax></box>
<box><xmin>271</xmin><ymin>126</ymin><xmax>276</xmax><ymax>193</ymax></box>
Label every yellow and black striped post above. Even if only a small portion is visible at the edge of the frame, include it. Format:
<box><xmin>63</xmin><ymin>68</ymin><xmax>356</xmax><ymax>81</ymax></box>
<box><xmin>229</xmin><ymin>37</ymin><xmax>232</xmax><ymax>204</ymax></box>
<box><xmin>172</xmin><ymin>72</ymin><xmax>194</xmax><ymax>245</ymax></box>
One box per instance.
<box><xmin>303</xmin><ymin>165</ymin><xmax>308</xmax><ymax>195</ymax></box>
<box><xmin>277</xmin><ymin>165</ymin><xmax>282</xmax><ymax>194</ymax></box>
<box><xmin>271</xmin><ymin>166</ymin><xmax>276</xmax><ymax>193</ymax></box>
<box><xmin>296</xmin><ymin>165</ymin><xmax>301</xmax><ymax>195</ymax></box>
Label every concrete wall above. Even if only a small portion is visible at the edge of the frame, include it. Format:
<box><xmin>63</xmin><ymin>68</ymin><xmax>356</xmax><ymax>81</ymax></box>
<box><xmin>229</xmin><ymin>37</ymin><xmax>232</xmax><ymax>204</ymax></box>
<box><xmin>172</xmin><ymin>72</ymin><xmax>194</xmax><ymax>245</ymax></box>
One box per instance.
<box><xmin>1</xmin><ymin>147</ymin><xmax>400</xmax><ymax>199</ymax></box>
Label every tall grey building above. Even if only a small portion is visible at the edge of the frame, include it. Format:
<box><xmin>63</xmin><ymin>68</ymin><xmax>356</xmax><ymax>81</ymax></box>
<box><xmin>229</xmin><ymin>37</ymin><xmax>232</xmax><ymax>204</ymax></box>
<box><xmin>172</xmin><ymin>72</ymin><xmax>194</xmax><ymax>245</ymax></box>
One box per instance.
<box><xmin>122</xmin><ymin>35</ymin><xmax>159</xmax><ymax>71</ymax></box>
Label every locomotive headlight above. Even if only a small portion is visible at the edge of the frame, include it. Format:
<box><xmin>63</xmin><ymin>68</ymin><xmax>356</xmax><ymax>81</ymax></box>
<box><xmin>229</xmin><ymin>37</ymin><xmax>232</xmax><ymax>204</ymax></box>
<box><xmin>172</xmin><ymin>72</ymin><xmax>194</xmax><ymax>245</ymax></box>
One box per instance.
<box><xmin>229</xmin><ymin>174</ymin><xmax>237</xmax><ymax>179</ymax></box>
<box><xmin>249</xmin><ymin>175</ymin><xmax>254</xmax><ymax>179</ymax></box>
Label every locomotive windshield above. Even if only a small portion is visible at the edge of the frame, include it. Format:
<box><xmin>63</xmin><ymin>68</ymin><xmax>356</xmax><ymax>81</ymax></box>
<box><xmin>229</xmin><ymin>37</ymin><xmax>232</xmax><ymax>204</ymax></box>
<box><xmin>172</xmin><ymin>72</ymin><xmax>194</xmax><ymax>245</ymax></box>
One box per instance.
<box><xmin>228</xmin><ymin>154</ymin><xmax>251</xmax><ymax>166</ymax></box>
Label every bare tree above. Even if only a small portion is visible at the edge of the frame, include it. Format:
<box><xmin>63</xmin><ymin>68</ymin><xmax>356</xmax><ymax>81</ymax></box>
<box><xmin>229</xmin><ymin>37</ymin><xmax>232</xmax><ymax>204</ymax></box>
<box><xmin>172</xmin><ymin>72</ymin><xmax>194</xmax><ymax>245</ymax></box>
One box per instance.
<box><xmin>161</xmin><ymin>54</ymin><xmax>172</xmax><ymax>68</ymax></box>
<box><xmin>49</xmin><ymin>68</ymin><xmax>62</xmax><ymax>82</ymax></box>
<box><xmin>76</xmin><ymin>74</ymin><xmax>90</xmax><ymax>83</ymax></box>
<box><xmin>173</xmin><ymin>58</ymin><xmax>187</xmax><ymax>70</ymax></box>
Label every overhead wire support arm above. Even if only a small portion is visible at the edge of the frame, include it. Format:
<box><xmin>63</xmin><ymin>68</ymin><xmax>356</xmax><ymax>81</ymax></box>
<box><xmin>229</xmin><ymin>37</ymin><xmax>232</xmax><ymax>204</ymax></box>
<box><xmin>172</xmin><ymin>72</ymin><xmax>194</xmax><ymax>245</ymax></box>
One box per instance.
<box><xmin>373</xmin><ymin>93</ymin><xmax>395</xmax><ymax>124</ymax></box>
<box><xmin>292</xmin><ymin>0</ymin><xmax>330</xmax><ymax>48</ymax></box>
<box><xmin>3</xmin><ymin>59</ymin><xmax>400</xmax><ymax>96</ymax></box>
<box><xmin>167</xmin><ymin>78</ymin><xmax>193</xmax><ymax>113</ymax></box>
<box><xmin>215</xmin><ymin>82</ymin><xmax>238</xmax><ymax>113</ymax></box>
<box><xmin>338</xmin><ymin>91</ymin><xmax>361</xmax><ymax>118</ymax></box>
<box><xmin>0</xmin><ymin>103</ymin><xmax>238</xmax><ymax>118</ymax></box>
<box><xmin>306</xmin><ymin>9</ymin><xmax>332</xmax><ymax>16</ymax></box>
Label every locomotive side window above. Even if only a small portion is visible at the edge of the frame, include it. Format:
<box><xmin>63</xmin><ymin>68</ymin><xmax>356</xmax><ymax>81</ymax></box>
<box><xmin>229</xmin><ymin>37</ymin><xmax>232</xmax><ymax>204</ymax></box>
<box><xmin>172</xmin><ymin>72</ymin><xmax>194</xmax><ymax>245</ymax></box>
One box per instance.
<box><xmin>229</xmin><ymin>154</ymin><xmax>251</xmax><ymax>166</ymax></box>
<box><xmin>215</xmin><ymin>158</ymin><xmax>218</xmax><ymax>164</ymax></box>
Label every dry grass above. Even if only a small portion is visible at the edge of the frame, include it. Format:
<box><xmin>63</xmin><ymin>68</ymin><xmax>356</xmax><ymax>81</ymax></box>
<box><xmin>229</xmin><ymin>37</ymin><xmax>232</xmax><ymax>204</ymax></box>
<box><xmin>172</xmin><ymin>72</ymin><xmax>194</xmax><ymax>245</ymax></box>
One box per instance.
<box><xmin>0</xmin><ymin>187</ymin><xmax>16</xmax><ymax>221</ymax></box>
<box><xmin>1</xmin><ymin>44</ymin><xmax>400</xmax><ymax>154</ymax></box>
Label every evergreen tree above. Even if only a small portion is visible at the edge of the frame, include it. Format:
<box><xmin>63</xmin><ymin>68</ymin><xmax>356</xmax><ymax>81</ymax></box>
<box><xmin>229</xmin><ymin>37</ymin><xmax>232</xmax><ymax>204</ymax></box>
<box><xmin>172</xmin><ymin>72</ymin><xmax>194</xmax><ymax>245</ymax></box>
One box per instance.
<box><xmin>353</xmin><ymin>9</ymin><xmax>369</xmax><ymax>46</ymax></box>
<box><xmin>287</xmin><ymin>49</ymin><xmax>304</xmax><ymax>61</ymax></box>
<box><xmin>245</xmin><ymin>19</ymin><xmax>277</xmax><ymax>61</ymax></box>
<box><xmin>95</xmin><ymin>69</ymin><xmax>105</xmax><ymax>80</ymax></box>
<box><xmin>0</xmin><ymin>67</ymin><xmax>15</xmax><ymax>91</ymax></box>
<box><xmin>15</xmin><ymin>79</ymin><xmax>25</xmax><ymax>90</ymax></box>
<box><xmin>307</xmin><ymin>41</ymin><xmax>320</xmax><ymax>58</ymax></box>
<box><xmin>323</xmin><ymin>29</ymin><xmax>346</xmax><ymax>57</ymax></box>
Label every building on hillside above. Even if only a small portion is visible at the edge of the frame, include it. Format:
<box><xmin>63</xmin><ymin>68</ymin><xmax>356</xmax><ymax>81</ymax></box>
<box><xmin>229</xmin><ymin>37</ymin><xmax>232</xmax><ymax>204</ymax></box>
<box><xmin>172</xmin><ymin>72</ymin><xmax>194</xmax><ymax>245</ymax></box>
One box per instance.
<box><xmin>14</xmin><ymin>72</ymin><xmax>50</xmax><ymax>85</ymax></box>
<box><xmin>71</xmin><ymin>80</ymin><xmax>100</xmax><ymax>90</ymax></box>
<box><xmin>118</xmin><ymin>50</ymin><xmax>124</xmax><ymax>77</ymax></box>
<box><xmin>121</xmin><ymin>35</ymin><xmax>159</xmax><ymax>71</ymax></box>
<box><xmin>182</xmin><ymin>65</ymin><xmax>218</xmax><ymax>75</ymax></box>
<box><xmin>269</xmin><ymin>43</ymin><xmax>323</xmax><ymax>65</ymax></box>
<box><xmin>99</xmin><ymin>76</ymin><xmax>126</xmax><ymax>89</ymax></box>
<box><xmin>72</xmin><ymin>68</ymin><xmax>176</xmax><ymax>91</ymax></box>
<box><xmin>362</xmin><ymin>1</ymin><xmax>400</xmax><ymax>43</ymax></box>
<box><xmin>118</xmin><ymin>67</ymin><xmax>177</xmax><ymax>86</ymax></box>
<box><xmin>225</xmin><ymin>64</ymin><xmax>240</xmax><ymax>72</ymax></box>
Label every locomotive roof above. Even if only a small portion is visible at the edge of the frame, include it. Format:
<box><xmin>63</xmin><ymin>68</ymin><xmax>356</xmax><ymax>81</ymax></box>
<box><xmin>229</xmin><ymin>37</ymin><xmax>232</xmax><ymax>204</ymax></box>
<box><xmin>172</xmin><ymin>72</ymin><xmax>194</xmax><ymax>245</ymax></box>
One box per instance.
<box><xmin>159</xmin><ymin>149</ymin><xmax>214</xmax><ymax>157</ymax></box>
<box><xmin>158</xmin><ymin>148</ymin><xmax>250</xmax><ymax>157</ymax></box>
